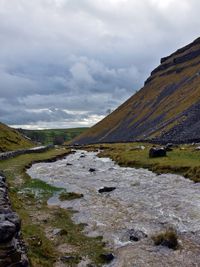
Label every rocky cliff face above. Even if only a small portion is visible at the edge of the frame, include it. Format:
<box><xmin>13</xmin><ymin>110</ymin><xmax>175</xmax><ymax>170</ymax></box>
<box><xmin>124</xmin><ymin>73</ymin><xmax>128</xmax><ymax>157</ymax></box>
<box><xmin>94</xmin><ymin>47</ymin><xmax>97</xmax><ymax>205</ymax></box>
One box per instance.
<box><xmin>72</xmin><ymin>37</ymin><xmax>200</xmax><ymax>144</ymax></box>
<box><xmin>0</xmin><ymin>172</ymin><xmax>29</xmax><ymax>267</ymax></box>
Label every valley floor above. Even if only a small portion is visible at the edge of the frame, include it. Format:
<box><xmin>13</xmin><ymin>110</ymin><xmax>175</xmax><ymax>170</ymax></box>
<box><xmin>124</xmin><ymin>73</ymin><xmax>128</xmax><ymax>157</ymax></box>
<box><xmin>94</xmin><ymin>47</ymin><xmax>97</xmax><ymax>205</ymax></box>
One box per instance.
<box><xmin>83</xmin><ymin>142</ymin><xmax>200</xmax><ymax>183</ymax></box>
<box><xmin>0</xmin><ymin>148</ymin><xmax>107</xmax><ymax>267</ymax></box>
<box><xmin>1</xmin><ymin>142</ymin><xmax>200</xmax><ymax>266</ymax></box>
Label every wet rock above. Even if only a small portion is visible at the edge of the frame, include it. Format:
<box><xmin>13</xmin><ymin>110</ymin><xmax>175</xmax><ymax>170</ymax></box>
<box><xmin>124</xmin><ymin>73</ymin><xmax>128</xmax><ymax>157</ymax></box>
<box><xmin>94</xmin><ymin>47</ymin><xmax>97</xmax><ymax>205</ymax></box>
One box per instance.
<box><xmin>89</xmin><ymin>168</ymin><xmax>96</xmax><ymax>172</ymax></box>
<box><xmin>149</xmin><ymin>147</ymin><xmax>166</xmax><ymax>158</ymax></box>
<box><xmin>60</xmin><ymin>255</ymin><xmax>77</xmax><ymax>263</ymax></box>
<box><xmin>98</xmin><ymin>187</ymin><xmax>116</xmax><ymax>193</ymax></box>
<box><xmin>66</xmin><ymin>163</ymin><xmax>73</xmax><ymax>166</ymax></box>
<box><xmin>129</xmin><ymin>229</ymin><xmax>147</xmax><ymax>242</ymax></box>
<box><xmin>80</xmin><ymin>155</ymin><xmax>86</xmax><ymax>158</ymax></box>
<box><xmin>100</xmin><ymin>253</ymin><xmax>114</xmax><ymax>263</ymax></box>
<box><xmin>53</xmin><ymin>228</ymin><xmax>68</xmax><ymax>236</ymax></box>
<box><xmin>53</xmin><ymin>228</ymin><xmax>62</xmax><ymax>236</ymax></box>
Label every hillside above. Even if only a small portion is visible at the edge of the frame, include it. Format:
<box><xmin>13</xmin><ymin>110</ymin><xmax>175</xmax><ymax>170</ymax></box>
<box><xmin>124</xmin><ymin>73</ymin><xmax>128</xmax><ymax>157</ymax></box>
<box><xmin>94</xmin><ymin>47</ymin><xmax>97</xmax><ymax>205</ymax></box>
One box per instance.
<box><xmin>72</xmin><ymin>37</ymin><xmax>200</xmax><ymax>145</ymax></box>
<box><xmin>0</xmin><ymin>122</ymin><xmax>33</xmax><ymax>152</ymax></box>
<box><xmin>18</xmin><ymin>128</ymin><xmax>88</xmax><ymax>145</ymax></box>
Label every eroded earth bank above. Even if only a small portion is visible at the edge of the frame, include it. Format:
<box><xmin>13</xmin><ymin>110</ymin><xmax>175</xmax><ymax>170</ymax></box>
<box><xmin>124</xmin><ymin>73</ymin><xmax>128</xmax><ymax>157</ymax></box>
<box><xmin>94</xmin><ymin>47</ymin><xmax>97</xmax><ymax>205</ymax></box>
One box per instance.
<box><xmin>28</xmin><ymin>150</ymin><xmax>200</xmax><ymax>267</ymax></box>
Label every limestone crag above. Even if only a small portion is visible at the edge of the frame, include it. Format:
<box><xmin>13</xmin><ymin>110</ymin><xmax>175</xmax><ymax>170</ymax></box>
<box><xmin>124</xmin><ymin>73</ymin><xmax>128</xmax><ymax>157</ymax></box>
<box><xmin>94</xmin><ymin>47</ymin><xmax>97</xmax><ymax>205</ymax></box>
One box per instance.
<box><xmin>0</xmin><ymin>172</ymin><xmax>29</xmax><ymax>267</ymax></box>
<box><xmin>71</xmin><ymin>37</ymin><xmax>200</xmax><ymax>144</ymax></box>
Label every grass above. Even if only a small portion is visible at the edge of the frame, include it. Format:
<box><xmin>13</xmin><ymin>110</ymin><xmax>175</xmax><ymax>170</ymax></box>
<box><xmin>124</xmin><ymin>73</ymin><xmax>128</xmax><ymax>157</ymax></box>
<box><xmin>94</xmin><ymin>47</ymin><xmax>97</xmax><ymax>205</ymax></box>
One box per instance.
<box><xmin>19</xmin><ymin>127</ymin><xmax>89</xmax><ymax>145</ymax></box>
<box><xmin>0</xmin><ymin>122</ymin><xmax>33</xmax><ymax>152</ymax></box>
<box><xmin>59</xmin><ymin>191</ymin><xmax>84</xmax><ymax>201</ymax></box>
<box><xmin>0</xmin><ymin>147</ymin><xmax>108</xmax><ymax>267</ymax></box>
<box><xmin>152</xmin><ymin>228</ymin><xmax>178</xmax><ymax>249</ymax></box>
<box><xmin>82</xmin><ymin>142</ymin><xmax>200</xmax><ymax>182</ymax></box>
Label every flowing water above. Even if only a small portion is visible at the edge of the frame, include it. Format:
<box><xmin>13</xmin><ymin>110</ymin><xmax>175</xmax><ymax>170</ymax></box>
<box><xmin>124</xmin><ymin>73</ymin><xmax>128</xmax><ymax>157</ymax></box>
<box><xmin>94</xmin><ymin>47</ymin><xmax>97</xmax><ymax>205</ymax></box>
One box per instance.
<box><xmin>27</xmin><ymin>150</ymin><xmax>200</xmax><ymax>266</ymax></box>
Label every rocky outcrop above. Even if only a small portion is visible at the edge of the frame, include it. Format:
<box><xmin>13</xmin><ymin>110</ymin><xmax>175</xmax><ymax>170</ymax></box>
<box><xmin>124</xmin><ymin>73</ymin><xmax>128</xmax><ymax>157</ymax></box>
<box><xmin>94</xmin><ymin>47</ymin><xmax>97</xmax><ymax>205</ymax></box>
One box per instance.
<box><xmin>71</xmin><ymin>37</ymin><xmax>200</xmax><ymax>145</ymax></box>
<box><xmin>0</xmin><ymin>172</ymin><xmax>29</xmax><ymax>267</ymax></box>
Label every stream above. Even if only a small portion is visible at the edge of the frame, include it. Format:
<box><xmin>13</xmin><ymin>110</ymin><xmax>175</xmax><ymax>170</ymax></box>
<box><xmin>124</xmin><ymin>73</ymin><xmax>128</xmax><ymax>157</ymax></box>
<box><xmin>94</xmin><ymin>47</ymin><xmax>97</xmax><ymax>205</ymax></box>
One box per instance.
<box><xmin>27</xmin><ymin>150</ymin><xmax>200</xmax><ymax>267</ymax></box>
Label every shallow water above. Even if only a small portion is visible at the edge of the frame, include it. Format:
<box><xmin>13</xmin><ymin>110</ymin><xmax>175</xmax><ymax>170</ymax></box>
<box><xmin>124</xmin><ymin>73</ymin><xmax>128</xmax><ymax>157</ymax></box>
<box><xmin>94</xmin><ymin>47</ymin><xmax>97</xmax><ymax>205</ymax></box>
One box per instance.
<box><xmin>27</xmin><ymin>150</ymin><xmax>200</xmax><ymax>266</ymax></box>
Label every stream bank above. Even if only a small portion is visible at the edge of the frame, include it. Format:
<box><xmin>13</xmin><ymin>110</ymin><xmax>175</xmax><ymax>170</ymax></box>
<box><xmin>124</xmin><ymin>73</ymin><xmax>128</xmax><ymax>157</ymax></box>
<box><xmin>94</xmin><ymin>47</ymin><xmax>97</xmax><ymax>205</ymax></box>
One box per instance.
<box><xmin>28</xmin><ymin>150</ymin><xmax>200</xmax><ymax>266</ymax></box>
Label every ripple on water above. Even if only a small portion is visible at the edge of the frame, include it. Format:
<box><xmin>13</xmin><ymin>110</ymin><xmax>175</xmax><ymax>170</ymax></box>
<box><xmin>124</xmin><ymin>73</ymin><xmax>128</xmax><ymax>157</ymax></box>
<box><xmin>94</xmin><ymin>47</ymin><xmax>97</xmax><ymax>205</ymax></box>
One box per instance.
<box><xmin>27</xmin><ymin>150</ymin><xmax>200</xmax><ymax>266</ymax></box>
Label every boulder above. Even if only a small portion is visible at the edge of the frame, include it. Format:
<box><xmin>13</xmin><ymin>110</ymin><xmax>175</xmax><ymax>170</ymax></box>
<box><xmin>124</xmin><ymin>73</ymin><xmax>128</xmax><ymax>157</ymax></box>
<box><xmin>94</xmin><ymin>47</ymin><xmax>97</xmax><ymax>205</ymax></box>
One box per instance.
<box><xmin>0</xmin><ymin>221</ymin><xmax>16</xmax><ymax>242</ymax></box>
<box><xmin>98</xmin><ymin>187</ymin><xmax>116</xmax><ymax>193</ymax></box>
<box><xmin>129</xmin><ymin>229</ymin><xmax>147</xmax><ymax>242</ymax></box>
<box><xmin>100</xmin><ymin>253</ymin><xmax>114</xmax><ymax>263</ymax></box>
<box><xmin>149</xmin><ymin>147</ymin><xmax>166</xmax><ymax>158</ymax></box>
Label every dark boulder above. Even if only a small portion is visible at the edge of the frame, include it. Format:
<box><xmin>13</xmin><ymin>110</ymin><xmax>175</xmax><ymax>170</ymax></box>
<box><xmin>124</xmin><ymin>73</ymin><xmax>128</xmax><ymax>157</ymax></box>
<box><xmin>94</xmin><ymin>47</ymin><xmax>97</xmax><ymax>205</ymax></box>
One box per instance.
<box><xmin>98</xmin><ymin>187</ymin><xmax>116</xmax><ymax>193</ymax></box>
<box><xmin>149</xmin><ymin>147</ymin><xmax>166</xmax><ymax>158</ymax></box>
<box><xmin>100</xmin><ymin>253</ymin><xmax>114</xmax><ymax>263</ymax></box>
<box><xmin>129</xmin><ymin>229</ymin><xmax>147</xmax><ymax>242</ymax></box>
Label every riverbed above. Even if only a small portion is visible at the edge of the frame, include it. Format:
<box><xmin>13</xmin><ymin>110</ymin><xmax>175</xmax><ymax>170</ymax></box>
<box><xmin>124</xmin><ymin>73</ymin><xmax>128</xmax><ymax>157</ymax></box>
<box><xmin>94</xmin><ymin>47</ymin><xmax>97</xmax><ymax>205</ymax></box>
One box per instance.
<box><xmin>27</xmin><ymin>150</ymin><xmax>200</xmax><ymax>266</ymax></box>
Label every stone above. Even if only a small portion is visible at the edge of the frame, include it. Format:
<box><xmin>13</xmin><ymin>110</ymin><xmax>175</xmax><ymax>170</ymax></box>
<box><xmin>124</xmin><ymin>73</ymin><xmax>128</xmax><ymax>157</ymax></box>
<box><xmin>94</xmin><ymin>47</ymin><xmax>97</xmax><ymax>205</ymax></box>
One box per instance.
<box><xmin>129</xmin><ymin>229</ymin><xmax>147</xmax><ymax>242</ymax></box>
<box><xmin>60</xmin><ymin>255</ymin><xmax>77</xmax><ymax>263</ymax></box>
<box><xmin>0</xmin><ymin>221</ymin><xmax>16</xmax><ymax>243</ymax></box>
<box><xmin>98</xmin><ymin>187</ymin><xmax>116</xmax><ymax>193</ymax></box>
<box><xmin>100</xmin><ymin>253</ymin><xmax>114</xmax><ymax>263</ymax></box>
<box><xmin>149</xmin><ymin>147</ymin><xmax>166</xmax><ymax>158</ymax></box>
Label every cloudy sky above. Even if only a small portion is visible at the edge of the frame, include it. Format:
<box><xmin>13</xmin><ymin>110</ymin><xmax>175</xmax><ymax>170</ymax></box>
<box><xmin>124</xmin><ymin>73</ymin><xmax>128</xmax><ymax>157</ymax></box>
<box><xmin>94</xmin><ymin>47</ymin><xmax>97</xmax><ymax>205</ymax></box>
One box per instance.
<box><xmin>0</xmin><ymin>0</ymin><xmax>200</xmax><ymax>129</ymax></box>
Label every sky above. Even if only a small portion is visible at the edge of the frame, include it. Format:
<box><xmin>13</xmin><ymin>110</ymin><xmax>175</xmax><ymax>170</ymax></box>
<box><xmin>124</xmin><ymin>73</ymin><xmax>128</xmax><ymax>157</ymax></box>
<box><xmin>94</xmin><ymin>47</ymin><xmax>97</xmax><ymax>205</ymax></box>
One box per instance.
<box><xmin>0</xmin><ymin>0</ymin><xmax>200</xmax><ymax>129</ymax></box>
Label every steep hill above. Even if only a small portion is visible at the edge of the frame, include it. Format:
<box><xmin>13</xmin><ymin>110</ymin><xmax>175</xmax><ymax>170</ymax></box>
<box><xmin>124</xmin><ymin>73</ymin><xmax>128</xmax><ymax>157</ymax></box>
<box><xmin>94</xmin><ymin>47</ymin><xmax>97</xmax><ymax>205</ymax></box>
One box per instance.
<box><xmin>72</xmin><ymin>37</ymin><xmax>200</xmax><ymax>144</ymax></box>
<box><xmin>0</xmin><ymin>122</ymin><xmax>33</xmax><ymax>152</ymax></box>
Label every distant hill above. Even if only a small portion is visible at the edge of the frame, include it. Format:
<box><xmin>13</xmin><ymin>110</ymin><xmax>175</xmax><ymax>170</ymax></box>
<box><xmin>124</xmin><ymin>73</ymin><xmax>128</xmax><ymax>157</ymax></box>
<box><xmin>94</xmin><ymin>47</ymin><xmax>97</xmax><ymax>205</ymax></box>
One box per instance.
<box><xmin>72</xmin><ymin>37</ymin><xmax>200</xmax><ymax>144</ymax></box>
<box><xmin>0</xmin><ymin>122</ymin><xmax>33</xmax><ymax>152</ymax></box>
<box><xmin>18</xmin><ymin>128</ymin><xmax>89</xmax><ymax>145</ymax></box>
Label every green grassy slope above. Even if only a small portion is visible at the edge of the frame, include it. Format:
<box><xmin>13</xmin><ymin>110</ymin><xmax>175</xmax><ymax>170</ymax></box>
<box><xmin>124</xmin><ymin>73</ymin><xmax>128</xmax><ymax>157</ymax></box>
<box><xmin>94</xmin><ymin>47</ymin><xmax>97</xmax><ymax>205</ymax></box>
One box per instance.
<box><xmin>19</xmin><ymin>128</ymin><xmax>88</xmax><ymax>145</ymax></box>
<box><xmin>72</xmin><ymin>37</ymin><xmax>200</xmax><ymax>144</ymax></box>
<box><xmin>0</xmin><ymin>122</ymin><xmax>33</xmax><ymax>152</ymax></box>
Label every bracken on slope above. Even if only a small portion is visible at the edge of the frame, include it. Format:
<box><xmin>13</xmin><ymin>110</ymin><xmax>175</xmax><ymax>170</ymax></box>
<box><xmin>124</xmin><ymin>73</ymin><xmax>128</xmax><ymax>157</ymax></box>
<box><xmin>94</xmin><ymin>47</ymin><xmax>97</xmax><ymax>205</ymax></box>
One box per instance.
<box><xmin>72</xmin><ymin>37</ymin><xmax>200</xmax><ymax>144</ymax></box>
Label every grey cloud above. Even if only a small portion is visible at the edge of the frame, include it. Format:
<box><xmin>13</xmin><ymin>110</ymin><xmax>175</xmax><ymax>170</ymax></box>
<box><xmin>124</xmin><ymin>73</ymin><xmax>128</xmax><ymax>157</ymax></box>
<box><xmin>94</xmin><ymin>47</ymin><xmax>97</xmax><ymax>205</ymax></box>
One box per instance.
<box><xmin>0</xmin><ymin>0</ymin><xmax>200</xmax><ymax>128</ymax></box>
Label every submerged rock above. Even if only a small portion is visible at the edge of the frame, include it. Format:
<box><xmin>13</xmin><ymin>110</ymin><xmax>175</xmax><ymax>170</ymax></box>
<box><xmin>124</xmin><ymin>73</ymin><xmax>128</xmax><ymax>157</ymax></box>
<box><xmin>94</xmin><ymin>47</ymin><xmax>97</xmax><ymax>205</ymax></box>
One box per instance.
<box><xmin>89</xmin><ymin>168</ymin><xmax>96</xmax><ymax>172</ymax></box>
<box><xmin>129</xmin><ymin>229</ymin><xmax>147</xmax><ymax>242</ymax></box>
<box><xmin>98</xmin><ymin>187</ymin><xmax>116</xmax><ymax>193</ymax></box>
